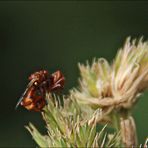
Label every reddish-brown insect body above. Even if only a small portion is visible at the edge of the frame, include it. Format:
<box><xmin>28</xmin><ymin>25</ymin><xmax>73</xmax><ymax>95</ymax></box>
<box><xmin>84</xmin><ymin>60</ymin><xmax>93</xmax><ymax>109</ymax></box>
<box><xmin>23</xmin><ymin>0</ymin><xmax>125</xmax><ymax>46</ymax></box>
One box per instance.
<box><xmin>16</xmin><ymin>70</ymin><xmax>65</xmax><ymax>111</ymax></box>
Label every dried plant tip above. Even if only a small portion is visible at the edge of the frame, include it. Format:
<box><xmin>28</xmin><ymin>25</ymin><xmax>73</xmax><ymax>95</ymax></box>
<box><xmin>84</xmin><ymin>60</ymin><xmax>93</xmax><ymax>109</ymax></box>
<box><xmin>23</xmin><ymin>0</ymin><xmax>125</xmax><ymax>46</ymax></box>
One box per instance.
<box><xmin>120</xmin><ymin>116</ymin><xmax>137</xmax><ymax>147</ymax></box>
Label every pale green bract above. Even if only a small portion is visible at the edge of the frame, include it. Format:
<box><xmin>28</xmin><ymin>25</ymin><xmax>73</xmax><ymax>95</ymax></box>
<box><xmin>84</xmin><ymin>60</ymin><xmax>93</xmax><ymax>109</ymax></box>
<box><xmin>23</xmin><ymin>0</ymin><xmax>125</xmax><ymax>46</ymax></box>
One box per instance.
<box><xmin>26</xmin><ymin>94</ymin><xmax>120</xmax><ymax>147</ymax></box>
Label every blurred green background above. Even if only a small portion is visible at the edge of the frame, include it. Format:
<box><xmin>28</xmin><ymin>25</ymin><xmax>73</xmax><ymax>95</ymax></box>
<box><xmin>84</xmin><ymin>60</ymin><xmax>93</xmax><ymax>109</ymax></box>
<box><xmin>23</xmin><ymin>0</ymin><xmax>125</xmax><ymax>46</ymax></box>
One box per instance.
<box><xmin>0</xmin><ymin>1</ymin><xmax>147</xmax><ymax>147</ymax></box>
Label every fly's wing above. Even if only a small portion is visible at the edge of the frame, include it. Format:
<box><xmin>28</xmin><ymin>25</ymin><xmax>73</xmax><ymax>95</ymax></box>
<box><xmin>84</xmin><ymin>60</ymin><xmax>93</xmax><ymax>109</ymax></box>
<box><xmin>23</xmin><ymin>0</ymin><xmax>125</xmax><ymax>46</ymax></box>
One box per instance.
<box><xmin>15</xmin><ymin>88</ymin><xmax>28</xmax><ymax>109</ymax></box>
<box><xmin>15</xmin><ymin>79</ymin><xmax>36</xmax><ymax>109</ymax></box>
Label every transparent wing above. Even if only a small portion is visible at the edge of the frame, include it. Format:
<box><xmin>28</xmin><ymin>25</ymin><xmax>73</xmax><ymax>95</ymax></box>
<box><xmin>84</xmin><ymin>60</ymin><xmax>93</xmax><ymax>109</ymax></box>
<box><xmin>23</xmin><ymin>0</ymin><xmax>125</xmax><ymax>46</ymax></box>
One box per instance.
<box><xmin>15</xmin><ymin>87</ymin><xmax>29</xmax><ymax>109</ymax></box>
<box><xmin>15</xmin><ymin>79</ymin><xmax>36</xmax><ymax>109</ymax></box>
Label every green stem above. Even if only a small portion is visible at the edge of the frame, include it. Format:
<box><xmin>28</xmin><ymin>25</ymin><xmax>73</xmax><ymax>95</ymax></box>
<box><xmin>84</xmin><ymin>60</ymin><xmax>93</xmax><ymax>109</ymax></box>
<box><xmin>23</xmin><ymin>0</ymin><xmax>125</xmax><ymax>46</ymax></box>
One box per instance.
<box><xmin>112</xmin><ymin>111</ymin><xmax>120</xmax><ymax>132</ymax></box>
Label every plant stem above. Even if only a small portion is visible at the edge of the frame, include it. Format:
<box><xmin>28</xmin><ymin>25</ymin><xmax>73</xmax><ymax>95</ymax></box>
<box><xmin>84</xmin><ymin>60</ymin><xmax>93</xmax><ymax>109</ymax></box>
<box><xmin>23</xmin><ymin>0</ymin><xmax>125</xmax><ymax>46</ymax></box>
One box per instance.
<box><xmin>112</xmin><ymin>111</ymin><xmax>120</xmax><ymax>132</ymax></box>
<box><xmin>112</xmin><ymin>110</ymin><xmax>138</xmax><ymax>147</ymax></box>
<box><xmin>120</xmin><ymin>114</ymin><xmax>138</xmax><ymax>147</ymax></box>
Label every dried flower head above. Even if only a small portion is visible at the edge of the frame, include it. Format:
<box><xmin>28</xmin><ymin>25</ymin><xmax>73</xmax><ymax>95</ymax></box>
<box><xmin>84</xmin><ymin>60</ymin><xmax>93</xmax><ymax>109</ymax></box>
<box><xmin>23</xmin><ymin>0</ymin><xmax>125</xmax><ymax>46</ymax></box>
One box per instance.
<box><xmin>72</xmin><ymin>37</ymin><xmax>148</xmax><ymax>121</ymax></box>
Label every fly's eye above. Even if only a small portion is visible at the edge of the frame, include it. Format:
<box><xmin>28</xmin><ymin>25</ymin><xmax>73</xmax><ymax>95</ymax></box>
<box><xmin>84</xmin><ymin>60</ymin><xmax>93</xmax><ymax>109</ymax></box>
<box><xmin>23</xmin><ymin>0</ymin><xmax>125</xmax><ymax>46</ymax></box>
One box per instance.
<box><xmin>34</xmin><ymin>81</ymin><xmax>38</xmax><ymax>86</ymax></box>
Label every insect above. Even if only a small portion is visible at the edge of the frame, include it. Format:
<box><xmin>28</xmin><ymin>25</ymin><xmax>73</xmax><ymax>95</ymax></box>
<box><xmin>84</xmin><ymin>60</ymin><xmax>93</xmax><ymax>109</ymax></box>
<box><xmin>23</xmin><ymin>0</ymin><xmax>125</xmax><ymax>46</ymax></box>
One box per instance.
<box><xmin>16</xmin><ymin>70</ymin><xmax>65</xmax><ymax>111</ymax></box>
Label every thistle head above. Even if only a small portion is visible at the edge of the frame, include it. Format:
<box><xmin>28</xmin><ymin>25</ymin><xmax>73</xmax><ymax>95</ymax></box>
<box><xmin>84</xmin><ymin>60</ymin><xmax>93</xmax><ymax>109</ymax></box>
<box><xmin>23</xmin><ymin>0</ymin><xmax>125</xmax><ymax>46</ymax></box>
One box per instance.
<box><xmin>72</xmin><ymin>37</ymin><xmax>148</xmax><ymax>122</ymax></box>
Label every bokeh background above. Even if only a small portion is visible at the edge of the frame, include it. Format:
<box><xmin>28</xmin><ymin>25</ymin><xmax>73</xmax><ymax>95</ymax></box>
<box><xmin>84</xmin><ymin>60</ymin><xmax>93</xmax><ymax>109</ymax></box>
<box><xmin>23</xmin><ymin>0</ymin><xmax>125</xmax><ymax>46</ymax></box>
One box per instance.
<box><xmin>0</xmin><ymin>1</ymin><xmax>147</xmax><ymax>147</ymax></box>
